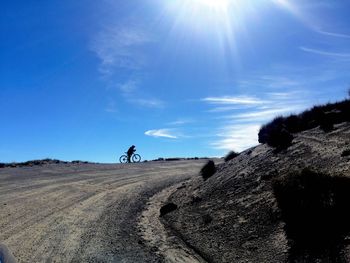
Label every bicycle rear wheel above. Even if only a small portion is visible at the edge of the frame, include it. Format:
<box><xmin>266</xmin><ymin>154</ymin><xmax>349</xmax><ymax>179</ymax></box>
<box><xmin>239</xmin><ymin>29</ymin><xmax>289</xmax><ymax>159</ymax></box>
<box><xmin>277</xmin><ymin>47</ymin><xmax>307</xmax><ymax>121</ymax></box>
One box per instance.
<box><xmin>119</xmin><ymin>155</ymin><xmax>128</xmax><ymax>163</ymax></box>
<box><xmin>132</xmin><ymin>154</ymin><xmax>141</xmax><ymax>163</ymax></box>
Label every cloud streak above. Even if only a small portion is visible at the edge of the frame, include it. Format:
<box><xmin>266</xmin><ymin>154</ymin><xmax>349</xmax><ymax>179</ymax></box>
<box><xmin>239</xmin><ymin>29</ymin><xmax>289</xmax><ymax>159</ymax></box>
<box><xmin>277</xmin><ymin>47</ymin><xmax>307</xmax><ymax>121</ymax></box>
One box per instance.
<box><xmin>300</xmin><ymin>47</ymin><xmax>350</xmax><ymax>59</ymax></box>
<box><xmin>202</xmin><ymin>91</ymin><xmax>308</xmax><ymax>152</ymax></box>
<box><xmin>315</xmin><ymin>29</ymin><xmax>350</xmax><ymax>39</ymax></box>
<box><xmin>145</xmin><ymin>129</ymin><xmax>178</xmax><ymax>139</ymax></box>
<box><xmin>202</xmin><ymin>96</ymin><xmax>268</xmax><ymax>105</ymax></box>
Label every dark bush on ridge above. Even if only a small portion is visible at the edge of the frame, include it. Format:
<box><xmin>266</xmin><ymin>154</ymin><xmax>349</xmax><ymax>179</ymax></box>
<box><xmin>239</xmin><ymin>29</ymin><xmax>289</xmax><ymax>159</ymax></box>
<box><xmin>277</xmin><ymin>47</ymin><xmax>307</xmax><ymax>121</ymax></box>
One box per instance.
<box><xmin>259</xmin><ymin>116</ymin><xmax>294</xmax><ymax>150</ymax></box>
<box><xmin>284</xmin><ymin>115</ymin><xmax>301</xmax><ymax>133</ymax></box>
<box><xmin>259</xmin><ymin>116</ymin><xmax>284</xmax><ymax>144</ymax></box>
<box><xmin>272</xmin><ymin>169</ymin><xmax>350</xmax><ymax>248</ymax></box>
<box><xmin>160</xmin><ymin>203</ymin><xmax>178</xmax><ymax>217</ymax></box>
<box><xmin>341</xmin><ymin>149</ymin><xmax>350</xmax><ymax>157</ymax></box>
<box><xmin>224</xmin><ymin>151</ymin><xmax>239</xmax><ymax>162</ymax></box>
<box><xmin>319</xmin><ymin>117</ymin><xmax>334</xmax><ymax>132</ymax></box>
<box><xmin>258</xmin><ymin>99</ymin><xmax>350</xmax><ymax>148</ymax></box>
<box><xmin>165</xmin><ymin>158</ymin><xmax>181</xmax><ymax>161</ymax></box>
<box><xmin>200</xmin><ymin>160</ymin><xmax>216</xmax><ymax>180</ymax></box>
<box><xmin>202</xmin><ymin>214</ymin><xmax>213</xmax><ymax>225</ymax></box>
<box><xmin>0</xmin><ymin>163</ymin><xmax>5</xmax><ymax>168</ymax></box>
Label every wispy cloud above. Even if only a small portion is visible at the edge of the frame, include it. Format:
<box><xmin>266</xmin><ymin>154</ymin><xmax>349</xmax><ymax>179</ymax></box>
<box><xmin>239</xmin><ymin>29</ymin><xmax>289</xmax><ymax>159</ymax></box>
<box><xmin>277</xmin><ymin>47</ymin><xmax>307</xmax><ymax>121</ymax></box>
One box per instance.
<box><xmin>91</xmin><ymin>26</ymin><xmax>153</xmax><ymax>75</ymax></box>
<box><xmin>202</xmin><ymin>96</ymin><xmax>268</xmax><ymax>105</ymax></box>
<box><xmin>232</xmin><ymin>108</ymin><xmax>298</xmax><ymax>121</ymax></box>
<box><xmin>167</xmin><ymin>119</ymin><xmax>193</xmax><ymax>126</ymax></box>
<box><xmin>211</xmin><ymin>124</ymin><xmax>260</xmax><ymax>152</ymax></box>
<box><xmin>92</xmin><ymin>25</ymin><xmax>165</xmax><ymax>110</ymax></box>
<box><xmin>129</xmin><ymin>98</ymin><xmax>165</xmax><ymax>108</ymax></box>
<box><xmin>105</xmin><ymin>99</ymin><xmax>118</xmax><ymax>113</ymax></box>
<box><xmin>145</xmin><ymin>129</ymin><xmax>178</xmax><ymax>139</ymax></box>
<box><xmin>202</xmin><ymin>91</ymin><xmax>308</xmax><ymax>152</ymax></box>
<box><xmin>300</xmin><ymin>46</ymin><xmax>350</xmax><ymax>59</ymax></box>
<box><xmin>238</xmin><ymin>75</ymin><xmax>300</xmax><ymax>90</ymax></box>
<box><xmin>117</xmin><ymin>78</ymin><xmax>165</xmax><ymax>108</ymax></box>
<box><xmin>315</xmin><ymin>29</ymin><xmax>350</xmax><ymax>39</ymax></box>
<box><xmin>119</xmin><ymin>79</ymin><xmax>139</xmax><ymax>94</ymax></box>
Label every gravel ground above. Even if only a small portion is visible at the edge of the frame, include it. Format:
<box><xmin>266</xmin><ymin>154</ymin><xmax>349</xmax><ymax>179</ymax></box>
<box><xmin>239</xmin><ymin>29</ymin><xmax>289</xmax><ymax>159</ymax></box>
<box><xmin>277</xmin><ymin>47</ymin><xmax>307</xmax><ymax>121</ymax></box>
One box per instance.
<box><xmin>0</xmin><ymin>160</ymin><xmax>207</xmax><ymax>262</ymax></box>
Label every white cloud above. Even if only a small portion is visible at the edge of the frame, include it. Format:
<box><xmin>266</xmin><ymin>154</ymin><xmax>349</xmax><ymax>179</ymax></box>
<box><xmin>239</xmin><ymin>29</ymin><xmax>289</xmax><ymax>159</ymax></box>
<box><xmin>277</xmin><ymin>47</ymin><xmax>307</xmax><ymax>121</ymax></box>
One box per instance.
<box><xmin>211</xmin><ymin>124</ymin><xmax>260</xmax><ymax>152</ymax></box>
<box><xmin>203</xmin><ymin>91</ymin><xmax>308</xmax><ymax>152</ymax></box>
<box><xmin>145</xmin><ymin>129</ymin><xmax>178</xmax><ymax>139</ymax></box>
<box><xmin>231</xmin><ymin>106</ymin><xmax>302</xmax><ymax>121</ymax></box>
<box><xmin>202</xmin><ymin>96</ymin><xmax>268</xmax><ymax>105</ymax></box>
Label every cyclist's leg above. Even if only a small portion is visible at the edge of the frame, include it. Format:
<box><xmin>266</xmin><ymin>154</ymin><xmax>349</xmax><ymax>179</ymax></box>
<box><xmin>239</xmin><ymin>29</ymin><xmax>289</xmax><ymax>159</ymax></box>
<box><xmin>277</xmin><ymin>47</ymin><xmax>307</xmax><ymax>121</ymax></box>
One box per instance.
<box><xmin>127</xmin><ymin>154</ymin><xmax>131</xmax><ymax>163</ymax></box>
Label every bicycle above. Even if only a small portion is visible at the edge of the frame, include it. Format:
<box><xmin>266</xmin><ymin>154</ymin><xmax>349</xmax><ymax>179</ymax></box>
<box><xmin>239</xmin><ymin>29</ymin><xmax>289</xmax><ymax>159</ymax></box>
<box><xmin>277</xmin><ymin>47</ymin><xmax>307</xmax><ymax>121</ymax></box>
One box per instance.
<box><xmin>119</xmin><ymin>152</ymin><xmax>142</xmax><ymax>163</ymax></box>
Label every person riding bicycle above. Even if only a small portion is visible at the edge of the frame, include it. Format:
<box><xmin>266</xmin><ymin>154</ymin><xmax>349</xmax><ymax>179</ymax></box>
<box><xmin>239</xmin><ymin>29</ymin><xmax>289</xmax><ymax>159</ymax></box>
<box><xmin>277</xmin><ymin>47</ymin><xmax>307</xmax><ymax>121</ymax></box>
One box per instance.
<box><xmin>127</xmin><ymin>145</ymin><xmax>136</xmax><ymax>163</ymax></box>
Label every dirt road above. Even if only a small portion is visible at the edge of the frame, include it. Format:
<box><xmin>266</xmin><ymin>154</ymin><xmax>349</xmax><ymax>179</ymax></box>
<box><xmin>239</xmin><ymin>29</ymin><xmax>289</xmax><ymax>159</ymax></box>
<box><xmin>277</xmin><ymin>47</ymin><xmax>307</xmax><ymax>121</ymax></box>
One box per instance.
<box><xmin>0</xmin><ymin>160</ymin><xmax>207</xmax><ymax>262</ymax></box>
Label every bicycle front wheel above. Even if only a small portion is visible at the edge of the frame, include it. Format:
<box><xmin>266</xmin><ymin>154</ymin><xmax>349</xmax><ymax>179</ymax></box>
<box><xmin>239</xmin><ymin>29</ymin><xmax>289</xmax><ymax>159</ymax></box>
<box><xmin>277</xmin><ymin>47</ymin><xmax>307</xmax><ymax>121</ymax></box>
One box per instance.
<box><xmin>119</xmin><ymin>155</ymin><xmax>128</xmax><ymax>163</ymax></box>
<box><xmin>132</xmin><ymin>154</ymin><xmax>141</xmax><ymax>163</ymax></box>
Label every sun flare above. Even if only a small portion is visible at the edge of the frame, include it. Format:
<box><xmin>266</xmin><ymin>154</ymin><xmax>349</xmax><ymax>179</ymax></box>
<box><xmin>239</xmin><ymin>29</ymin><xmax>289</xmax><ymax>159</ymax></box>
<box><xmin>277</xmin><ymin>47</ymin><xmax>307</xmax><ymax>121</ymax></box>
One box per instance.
<box><xmin>191</xmin><ymin>0</ymin><xmax>231</xmax><ymax>11</ymax></box>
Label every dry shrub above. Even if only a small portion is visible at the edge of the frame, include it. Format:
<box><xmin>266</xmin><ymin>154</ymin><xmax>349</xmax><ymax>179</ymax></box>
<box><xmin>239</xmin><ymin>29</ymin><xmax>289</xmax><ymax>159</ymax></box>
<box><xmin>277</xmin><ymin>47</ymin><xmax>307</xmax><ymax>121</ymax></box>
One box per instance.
<box><xmin>200</xmin><ymin>160</ymin><xmax>216</xmax><ymax>180</ymax></box>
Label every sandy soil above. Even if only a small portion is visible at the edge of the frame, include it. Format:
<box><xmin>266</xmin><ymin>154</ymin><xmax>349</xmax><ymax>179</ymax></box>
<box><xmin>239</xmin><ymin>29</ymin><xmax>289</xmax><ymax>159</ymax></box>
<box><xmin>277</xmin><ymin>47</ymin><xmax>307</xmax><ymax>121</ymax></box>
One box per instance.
<box><xmin>138</xmin><ymin>182</ymin><xmax>207</xmax><ymax>263</ymax></box>
<box><xmin>0</xmin><ymin>160</ymin><xmax>207</xmax><ymax>262</ymax></box>
<box><xmin>162</xmin><ymin>123</ymin><xmax>350</xmax><ymax>263</ymax></box>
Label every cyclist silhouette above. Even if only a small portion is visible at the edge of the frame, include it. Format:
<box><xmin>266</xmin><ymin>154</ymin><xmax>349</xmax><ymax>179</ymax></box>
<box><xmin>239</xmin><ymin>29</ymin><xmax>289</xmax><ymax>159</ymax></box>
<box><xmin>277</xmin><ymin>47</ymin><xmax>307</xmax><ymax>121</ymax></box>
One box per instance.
<box><xmin>127</xmin><ymin>145</ymin><xmax>136</xmax><ymax>163</ymax></box>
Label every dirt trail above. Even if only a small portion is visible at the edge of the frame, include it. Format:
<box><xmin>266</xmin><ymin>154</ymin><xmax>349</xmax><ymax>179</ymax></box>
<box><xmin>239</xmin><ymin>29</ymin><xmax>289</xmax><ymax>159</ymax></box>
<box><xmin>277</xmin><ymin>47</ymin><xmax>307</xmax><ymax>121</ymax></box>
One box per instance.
<box><xmin>0</xmin><ymin>160</ymin><xmax>207</xmax><ymax>262</ymax></box>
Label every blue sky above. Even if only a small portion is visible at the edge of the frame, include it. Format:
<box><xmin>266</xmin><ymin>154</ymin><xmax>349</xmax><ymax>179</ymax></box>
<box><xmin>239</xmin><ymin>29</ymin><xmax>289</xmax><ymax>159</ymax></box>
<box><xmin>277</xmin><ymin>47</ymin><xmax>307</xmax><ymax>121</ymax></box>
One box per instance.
<box><xmin>1</xmin><ymin>0</ymin><xmax>350</xmax><ymax>163</ymax></box>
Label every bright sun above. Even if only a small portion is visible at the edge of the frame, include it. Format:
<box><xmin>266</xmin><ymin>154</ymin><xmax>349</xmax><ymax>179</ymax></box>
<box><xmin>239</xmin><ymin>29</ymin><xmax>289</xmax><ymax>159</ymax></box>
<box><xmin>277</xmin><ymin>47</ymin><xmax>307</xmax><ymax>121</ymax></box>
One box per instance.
<box><xmin>161</xmin><ymin>0</ymin><xmax>300</xmax><ymax>49</ymax></box>
<box><xmin>192</xmin><ymin>0</ymin><xmax>231</xmax><ymax>11</ymax></box>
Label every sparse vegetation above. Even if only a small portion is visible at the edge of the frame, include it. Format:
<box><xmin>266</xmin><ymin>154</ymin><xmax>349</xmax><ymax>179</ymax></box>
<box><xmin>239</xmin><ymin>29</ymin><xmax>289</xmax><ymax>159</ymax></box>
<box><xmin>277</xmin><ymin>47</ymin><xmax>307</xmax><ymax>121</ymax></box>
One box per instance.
<box><xmin>165</xmin><ymin>158</ymin><xmax>181</xmax><ymax>161</ymax></box>
<box><xmin>259</xmin><ymin>99</ymin><xmax>350</xmax><ymax>148</ymax></box>
<box><xmin>272</xmin><ymin>168</ymin><xmax>350</xmax><ymax>248</ymax></box>
<box><xmin>259</xmin><ymin>118</ymin><xmax>294</xmax><ymax>150</ymax></box>
<box><xmin>200</xmin><ymin>160</ymin><xmax>216</xmax><ymax>180</ymax></box>
<box><xmin>341</xmin><ymin>149</ymin><xmax>350</xmax><ymax>157</ymax></box>
<box><xmin>0</xmin><ymin>159</ymin><xmax>91</xmax><ymax>168</ymax></box>
<box><xmin>153</xmin><ymin>157</ymin><xmax>165</xmax><ymax>161</ymax></box>
<box><xmin>224</xmin><ymin>151</ymin><xmax>239</xmax><ymax>162</ymax></box>
<box><xmin>160</xmin><ymin>203</ymin><xmax>178</xmax><ymax>217</ymax></box>
<box><xmin>72</xmin><ymin>160</ymin><xmax>89</xmax><ymax>164</ymax></box>
<box><xmin>202</xmin><ymin>214</ymin><xmax>213</xmax><ymax>225</ymax></box>
<box><xmin>319</xmin><ymin>114</ymin><xmax>334</xmax><ymax>132</ymax></box>
<box><xmin>191</xmin><ymin>196</ymin><xmax>202</xmax><ymax>204</ymax></box>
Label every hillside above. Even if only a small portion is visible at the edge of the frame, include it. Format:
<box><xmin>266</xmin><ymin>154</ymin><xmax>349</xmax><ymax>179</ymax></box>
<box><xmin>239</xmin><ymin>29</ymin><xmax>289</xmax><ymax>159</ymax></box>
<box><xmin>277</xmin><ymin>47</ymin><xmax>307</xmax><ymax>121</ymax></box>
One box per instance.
<box><xmin>160</xmin><ymin>102</ymin><xmax>350</xmax><ymax>262</ymax></box>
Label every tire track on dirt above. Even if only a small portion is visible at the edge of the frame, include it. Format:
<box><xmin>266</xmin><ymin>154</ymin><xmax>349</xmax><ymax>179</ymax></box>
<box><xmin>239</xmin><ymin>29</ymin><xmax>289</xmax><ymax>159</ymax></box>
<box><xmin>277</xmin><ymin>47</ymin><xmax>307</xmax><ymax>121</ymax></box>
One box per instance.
<box><xmin>0</xmin><ymin>161</ymin><xmax>207</xmax><ymax>262</ymax></box>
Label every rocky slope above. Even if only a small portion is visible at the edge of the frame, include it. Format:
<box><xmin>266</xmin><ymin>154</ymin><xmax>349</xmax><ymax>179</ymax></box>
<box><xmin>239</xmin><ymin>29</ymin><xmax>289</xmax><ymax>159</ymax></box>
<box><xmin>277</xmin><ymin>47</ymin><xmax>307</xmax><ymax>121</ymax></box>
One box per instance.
<box><xmin>161</xmin><ymin>122</ymin><xmax>350</xmax><ymax>262</ymax></box>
